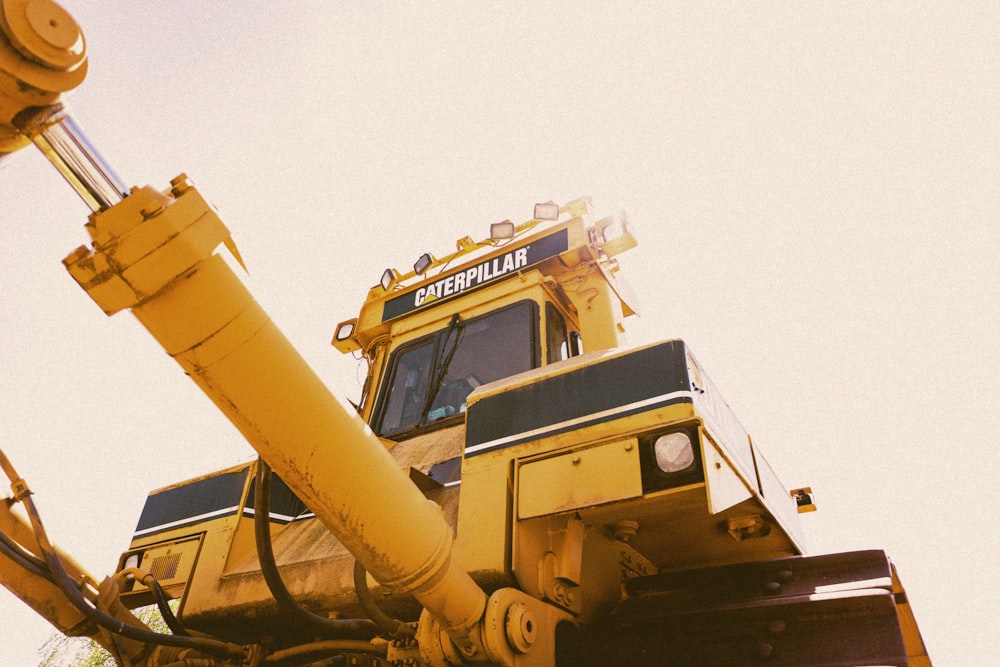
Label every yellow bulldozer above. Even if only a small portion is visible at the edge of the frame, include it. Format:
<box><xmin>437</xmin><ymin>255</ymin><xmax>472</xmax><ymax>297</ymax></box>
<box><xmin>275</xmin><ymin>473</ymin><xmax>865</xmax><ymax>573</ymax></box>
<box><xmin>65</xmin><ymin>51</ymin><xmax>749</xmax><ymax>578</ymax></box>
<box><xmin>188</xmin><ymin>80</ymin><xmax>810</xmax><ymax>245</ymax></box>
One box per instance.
<box><xmin>1</xmin><ymin>2</ymin><xmax>929</xmax><ymax>665</ymax></box>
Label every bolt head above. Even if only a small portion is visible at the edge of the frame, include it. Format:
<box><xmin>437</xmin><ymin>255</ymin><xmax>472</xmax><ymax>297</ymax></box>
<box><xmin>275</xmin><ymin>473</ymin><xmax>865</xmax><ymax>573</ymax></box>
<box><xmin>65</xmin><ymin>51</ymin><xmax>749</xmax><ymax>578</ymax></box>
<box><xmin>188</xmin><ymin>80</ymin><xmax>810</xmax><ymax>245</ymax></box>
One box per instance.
<box><xmin>506</xmin><ymin>603</ymin><xmax>537</xmax><ymax>653</ymax></box>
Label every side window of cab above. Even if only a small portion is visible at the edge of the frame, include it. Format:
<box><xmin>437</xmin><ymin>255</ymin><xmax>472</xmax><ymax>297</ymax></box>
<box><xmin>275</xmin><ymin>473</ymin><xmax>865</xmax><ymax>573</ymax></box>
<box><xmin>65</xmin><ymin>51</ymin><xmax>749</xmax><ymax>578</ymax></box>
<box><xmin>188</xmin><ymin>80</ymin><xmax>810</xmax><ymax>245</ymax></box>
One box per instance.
<box><xmin>546</xmin><ymin>302</ymin><xmax>581</xmax><ymax>363</ymax></box>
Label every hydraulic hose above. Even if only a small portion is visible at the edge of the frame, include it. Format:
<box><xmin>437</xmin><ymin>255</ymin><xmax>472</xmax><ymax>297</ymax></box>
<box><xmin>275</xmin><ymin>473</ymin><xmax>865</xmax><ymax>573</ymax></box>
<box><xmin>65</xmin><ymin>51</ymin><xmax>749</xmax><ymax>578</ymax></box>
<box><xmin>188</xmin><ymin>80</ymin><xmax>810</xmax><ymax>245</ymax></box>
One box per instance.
<box><xmin>0</xmin><ymin>523</ymin><xmax>52</xmax><ymax>581</ymax></box>
<box><xmin>0</xmin><ymin>449</ymin><xmax>247</xmax><ymax>661</ymax></box>
<box><xmin>253</xmin><ymin>459</ymin><xmax>379</xmax><ymax>639</ymax></box>
<box><xmin>114</xmin><ymin>568</ymin><xmax>188</xmax><ymax>637</ymax></box>
<box><xmin>352</xmin><ymin>559</ymin><xmax>415</xmax><ymax>639</ymax></box>
<box><xmin>24</xmin><ymin>488</ymin><xmax>244</xmax><ymax>659</ymax></box>
<box><xmin>263</xmin><ymin>639</ymin><xmax>388</xmax><ymax>663</ymax></box>
<box><xmin>65</xmin><ymin>180</ymin><xmax>490</xmax><ymax>655</ymax></box>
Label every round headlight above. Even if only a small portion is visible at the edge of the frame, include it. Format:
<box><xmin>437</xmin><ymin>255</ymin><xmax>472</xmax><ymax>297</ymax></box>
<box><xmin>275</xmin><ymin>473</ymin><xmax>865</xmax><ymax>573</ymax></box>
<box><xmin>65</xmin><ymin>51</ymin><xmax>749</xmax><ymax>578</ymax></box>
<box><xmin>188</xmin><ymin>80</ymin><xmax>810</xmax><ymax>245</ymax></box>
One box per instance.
<box><xmin>653</xmin><ymin>432</ymin><xmax>695</xmax><ymax>473</ymax></box>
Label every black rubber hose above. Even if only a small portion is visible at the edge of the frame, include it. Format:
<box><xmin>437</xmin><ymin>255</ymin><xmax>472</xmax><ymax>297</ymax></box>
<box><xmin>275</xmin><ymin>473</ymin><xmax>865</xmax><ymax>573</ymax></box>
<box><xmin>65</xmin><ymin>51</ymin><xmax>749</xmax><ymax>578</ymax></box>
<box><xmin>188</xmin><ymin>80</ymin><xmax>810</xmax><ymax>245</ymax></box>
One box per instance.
<box><xmin>115</xmin><ymin>567</ymin><xmax>190</xmax><ymax>637</ymax></box>
<box><xmin>137</xmin><ymin>572</ymin><xmax>188</xmax><ymax>637</ymax></box>
<box><xmin>31</xmin><ymin>499</ymin><xmax>243</xmax><ymax>658</ymax></box>
<box><xmin>0</xmin><ymin>450</ymin><xmax>246</xmax><ymax>660</ymax></box>
<box><xmin>149</xmin><ymin>576</ymin><xmax>187</xmax><ymax>636</ymax></box>
<box><xmin>263</xmin><ymin>639</ymin><xmax>387</xmax><ymax>663</ymax></box>
<box><xmin>0</xmin><ymin>525</ymin><xmax>52</xmax><ymax>580</ymax></box>
<box><xmin>253</xmin><ymin>459</ymin><xmax>379</xmax><ymax>639</ymax></box>
<box><xmin>352</xmin><ymin>559</ymin><xmax>415</xmax><ymax>639</ymax></box>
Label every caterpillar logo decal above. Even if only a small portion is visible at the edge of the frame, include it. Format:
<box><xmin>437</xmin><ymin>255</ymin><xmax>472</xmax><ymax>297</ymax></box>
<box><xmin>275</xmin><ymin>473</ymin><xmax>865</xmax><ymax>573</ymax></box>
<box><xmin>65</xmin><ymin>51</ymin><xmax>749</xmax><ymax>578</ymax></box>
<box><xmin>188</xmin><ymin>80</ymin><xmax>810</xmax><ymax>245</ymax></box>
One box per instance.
<box><xmin>381</xmin><ymin>227</ymin><xmax>569</xmax><ymax>322</ymax></box>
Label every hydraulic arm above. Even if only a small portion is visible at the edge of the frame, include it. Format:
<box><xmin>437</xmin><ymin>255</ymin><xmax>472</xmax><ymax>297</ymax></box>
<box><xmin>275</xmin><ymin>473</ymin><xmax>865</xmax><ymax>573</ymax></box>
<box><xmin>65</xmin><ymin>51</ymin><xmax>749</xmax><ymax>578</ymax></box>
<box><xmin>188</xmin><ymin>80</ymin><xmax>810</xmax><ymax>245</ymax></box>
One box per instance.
<box><xmin>1</xmin><ymin>2</ymin><xmax>494</xmax><ymax>662</ymax></box>
<box><xmin>58</xmin><ymin>175</ymin><xmax>491</xmax><ymax>659</ymax></box>
<box><xmin>0</xmin><ymin>3</ymin><xmax>930</xmax><ymax>665</ymax></box>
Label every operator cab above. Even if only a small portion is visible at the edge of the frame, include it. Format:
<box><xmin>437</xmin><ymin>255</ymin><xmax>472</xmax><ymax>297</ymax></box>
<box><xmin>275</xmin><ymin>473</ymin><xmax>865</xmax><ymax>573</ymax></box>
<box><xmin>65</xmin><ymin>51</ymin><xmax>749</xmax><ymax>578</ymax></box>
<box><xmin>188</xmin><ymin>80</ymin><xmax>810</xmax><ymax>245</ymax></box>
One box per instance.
<box><xmin>333</xmin><ymin>198</ymin><xmax>635</xmax><ymax>443</ymax></box>
<box><xmin>373</xmin><ymin>297</ymin><xmax>585</xmax><ymax>440</ymax></box>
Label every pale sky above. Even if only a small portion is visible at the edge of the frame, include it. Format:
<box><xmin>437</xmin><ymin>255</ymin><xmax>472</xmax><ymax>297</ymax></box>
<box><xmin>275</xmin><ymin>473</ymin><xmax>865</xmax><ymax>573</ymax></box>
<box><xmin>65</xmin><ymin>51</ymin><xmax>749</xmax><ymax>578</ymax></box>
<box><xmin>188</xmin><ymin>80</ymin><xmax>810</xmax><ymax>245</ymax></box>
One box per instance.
<box><xmin>2</xmin><ymin>2</ymin><xmax>998</xmax><ymax>664</ymax></box>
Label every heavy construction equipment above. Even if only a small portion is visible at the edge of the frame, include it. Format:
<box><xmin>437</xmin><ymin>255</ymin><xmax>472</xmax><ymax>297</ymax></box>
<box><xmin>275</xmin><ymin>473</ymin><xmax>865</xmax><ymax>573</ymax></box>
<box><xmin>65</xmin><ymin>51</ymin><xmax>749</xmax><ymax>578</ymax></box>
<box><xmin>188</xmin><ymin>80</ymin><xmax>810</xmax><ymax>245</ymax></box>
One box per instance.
<box><xmin>0</xmin><ymin>2</ymin><xmax>930</xmax><ymax>665</ymax></box>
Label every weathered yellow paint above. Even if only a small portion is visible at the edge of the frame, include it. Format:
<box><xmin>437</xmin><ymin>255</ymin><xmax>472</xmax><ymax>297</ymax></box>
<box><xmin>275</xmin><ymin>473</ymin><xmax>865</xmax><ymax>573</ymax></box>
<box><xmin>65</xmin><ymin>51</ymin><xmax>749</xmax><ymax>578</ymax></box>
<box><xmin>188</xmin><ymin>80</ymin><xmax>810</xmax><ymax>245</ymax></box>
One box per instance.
<box><xmin>67</xmin><ymin>178</ymin><xmax>489</xmax><ymax>653</ymax></box>
<box><xmin>517</xmin><ymin>439</ymin><xmax>643</xmax><ymax>519</ymax></box>
<box><xmin>1</xmin><ymin>3</ymin><xmax>932</xmax><ymax>661</ymax></box>
<box><xmin>0</xmin><ymin>0</ymin><xmax>87</xmax><ymax>160</ymax></box>
<box><xmin>0</xmin><ymin>500</ymin><xmax>95</xmax><ymax>638</ymax></box>
<box><xmin>337</xmin><ymin>203</ymin><xmax>636</xmax><ymax>367</ymax></box>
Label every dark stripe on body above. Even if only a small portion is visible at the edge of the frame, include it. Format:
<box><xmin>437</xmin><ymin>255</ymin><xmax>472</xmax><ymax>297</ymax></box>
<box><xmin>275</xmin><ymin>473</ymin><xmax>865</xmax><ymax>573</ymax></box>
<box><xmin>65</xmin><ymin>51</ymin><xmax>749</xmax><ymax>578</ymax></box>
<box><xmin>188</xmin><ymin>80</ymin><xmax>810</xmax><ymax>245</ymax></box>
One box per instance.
<box><xmin>465</xmin><ymin>340</ymin><xmax>691</xmax><ymax>456</ymax></box>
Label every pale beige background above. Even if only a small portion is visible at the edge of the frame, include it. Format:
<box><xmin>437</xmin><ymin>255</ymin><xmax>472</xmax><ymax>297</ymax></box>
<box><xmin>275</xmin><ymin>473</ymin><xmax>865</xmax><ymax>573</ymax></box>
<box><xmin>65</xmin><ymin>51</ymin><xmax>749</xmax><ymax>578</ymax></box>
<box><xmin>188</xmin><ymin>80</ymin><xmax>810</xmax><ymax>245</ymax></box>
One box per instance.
<box><xmin>2</xmin><ymin>2</ymin><xmax>997</xmax><ymax>664</ymax></box>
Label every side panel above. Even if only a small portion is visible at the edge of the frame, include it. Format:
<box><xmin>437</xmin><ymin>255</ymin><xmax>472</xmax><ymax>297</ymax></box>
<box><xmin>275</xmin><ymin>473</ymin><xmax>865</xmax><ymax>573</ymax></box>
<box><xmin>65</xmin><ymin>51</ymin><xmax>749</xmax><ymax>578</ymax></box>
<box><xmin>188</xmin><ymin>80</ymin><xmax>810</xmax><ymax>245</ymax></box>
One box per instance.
<box><xmin>686</xmin><ymin>351</ymin><xmax>757</xmax><ymax>492</ymax></box>
<box><xmin>517</xmin><ymin>438</ymin><xmax>643</xmax><ymax>519</ymax></box>
<box><xmin>466</xmin><ymin>341</ymin><xmax>693</xmax><ymax>458</ymax></box>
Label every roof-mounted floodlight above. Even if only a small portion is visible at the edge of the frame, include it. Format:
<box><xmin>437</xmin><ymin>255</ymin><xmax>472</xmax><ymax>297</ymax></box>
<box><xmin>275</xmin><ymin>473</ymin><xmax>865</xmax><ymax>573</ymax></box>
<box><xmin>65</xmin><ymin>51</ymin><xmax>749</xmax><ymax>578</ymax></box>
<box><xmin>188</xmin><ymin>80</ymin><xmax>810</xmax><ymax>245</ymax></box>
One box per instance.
<box><xmin>380</xmin><ymin>268</ymin><xmax>398</xmax><ymax>291</ymax></box>
<box><xmin>594</xmin><ymin>212</ymin><xmax>638</xmax><ymax>257</ymax></box>
<box><xmin>533</xmin><ymin>201</ymin><xmax>560</xmax><ymax>221</ymax></box>
<box><xmin>331</xmin><ymin>318</ymin><xmax>362</xmax><ymax>354</ymax></box>
<box><xmin>334</xmin><ymin>320</ymin><xmax>355</xmax><ymax>341</ymax></box>
<box><xmin>414</xmin><ymin>252</ymin><xmax>434</xmax><ymax>275</ymax></box>
<box><xmin>490</xmin><ymin>220</ymin><xmax>515</xmax><ymax>240</ymax></box>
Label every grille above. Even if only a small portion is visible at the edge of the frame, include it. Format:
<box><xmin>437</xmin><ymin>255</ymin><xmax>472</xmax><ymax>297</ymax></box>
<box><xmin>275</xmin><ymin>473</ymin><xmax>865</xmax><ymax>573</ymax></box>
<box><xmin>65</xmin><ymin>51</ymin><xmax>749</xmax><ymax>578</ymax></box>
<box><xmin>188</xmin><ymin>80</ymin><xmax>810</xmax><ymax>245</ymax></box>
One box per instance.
<box><xmin>149</xmin><ymin>552</ymin><xmax>182</xmax><ymax>581</ymax></box>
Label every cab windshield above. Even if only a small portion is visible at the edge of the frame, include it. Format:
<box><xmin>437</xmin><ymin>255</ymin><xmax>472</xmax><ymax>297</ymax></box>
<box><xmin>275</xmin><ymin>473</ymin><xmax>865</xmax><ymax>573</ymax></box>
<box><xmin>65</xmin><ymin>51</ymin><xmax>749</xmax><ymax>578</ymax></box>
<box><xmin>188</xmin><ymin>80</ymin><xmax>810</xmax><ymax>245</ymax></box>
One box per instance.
<box><xmin>375</xmin><ymin>302</ymin><xmax>538</xmax><ymax>438</ymax></box>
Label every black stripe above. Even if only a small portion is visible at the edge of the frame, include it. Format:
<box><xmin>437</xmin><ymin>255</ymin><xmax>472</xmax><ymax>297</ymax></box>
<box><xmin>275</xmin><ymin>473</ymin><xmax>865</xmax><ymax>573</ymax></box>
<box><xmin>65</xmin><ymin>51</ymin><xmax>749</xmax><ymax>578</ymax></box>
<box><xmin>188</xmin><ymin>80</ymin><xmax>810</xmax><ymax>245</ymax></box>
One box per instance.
<box><xmin>245</xmin><ymin>472</ymin><xmax>310</xmax><ymax>524</ymax></box>
<box><xmin>465</xmin><ymin>340</ymin><xmax>691</xmax><ymax>455</ymax></box>
<box><xmin>468</xmin><ymin>393</ymin><xmax>694</xmax><ymax>457</ymax></box>
<box><xmin>134</xmin><ymin>469</ymin><xmax>248</xmax><ymax>534</ymax></box>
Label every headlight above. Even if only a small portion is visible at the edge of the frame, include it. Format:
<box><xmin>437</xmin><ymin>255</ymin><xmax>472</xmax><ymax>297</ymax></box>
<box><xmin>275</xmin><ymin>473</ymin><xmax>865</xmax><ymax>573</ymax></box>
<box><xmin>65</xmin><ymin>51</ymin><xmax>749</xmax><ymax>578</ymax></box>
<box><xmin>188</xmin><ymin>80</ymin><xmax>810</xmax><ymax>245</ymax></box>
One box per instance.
<box><xmin>119</xmin><ymin>551</ymin><xmax>143</xmax><ymax>588</ymax></box>
<box><xmin>123</xmin><ymin>552</ymin><xmax>142</xmax><ymax>571</ymax></box>
<box><xmin>640</xmin><ymin>426</ymin><xmax>702</xmax><ymax>493</ymax></box>
<box><xmin>653</xmin><ymin>432</ymin><xmax>695</xmax><ymax>473</ymax></box>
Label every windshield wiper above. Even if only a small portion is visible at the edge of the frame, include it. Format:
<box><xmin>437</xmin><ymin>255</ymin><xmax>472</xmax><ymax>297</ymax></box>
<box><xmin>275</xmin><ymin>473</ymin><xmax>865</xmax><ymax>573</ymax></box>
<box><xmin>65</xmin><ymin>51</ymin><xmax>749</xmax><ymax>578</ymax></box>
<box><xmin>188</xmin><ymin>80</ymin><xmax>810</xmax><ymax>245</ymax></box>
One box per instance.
<box><xmin>420</xmin><ymin>313</ymin><xmax>463</xmax><ymax>422</ymax></box>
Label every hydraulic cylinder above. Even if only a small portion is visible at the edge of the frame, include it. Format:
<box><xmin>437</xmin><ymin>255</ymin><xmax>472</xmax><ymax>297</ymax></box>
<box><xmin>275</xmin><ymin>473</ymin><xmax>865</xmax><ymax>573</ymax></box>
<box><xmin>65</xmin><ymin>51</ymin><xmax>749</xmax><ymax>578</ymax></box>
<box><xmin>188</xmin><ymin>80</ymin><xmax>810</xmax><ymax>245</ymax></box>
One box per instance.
<box><xmin>62</xmin><ymin>177</ymin><xmax>488</xmax><ymax>657</ymax></box>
